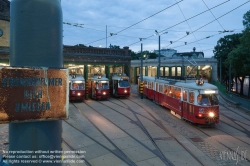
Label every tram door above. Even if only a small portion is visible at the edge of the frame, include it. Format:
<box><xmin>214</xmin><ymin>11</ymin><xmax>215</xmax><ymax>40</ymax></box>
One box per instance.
<box><xmin>91</xmin><ymin>81</ymin><xmax>96</xmax><ymax>98</ymax></box>
<box><xmin>187</xmin><ymin>91</ymin><xmax>195</xmax><ymax>120</ymax></box>
<box><xmin>113</xmin><ymin>80</ymin><xmax>118</xmax><ymax>95</ymax></box>
<box><xmin>182</xmin><ymin>89</ymin><xmax>188</xmax><ymax>119</ymax></box>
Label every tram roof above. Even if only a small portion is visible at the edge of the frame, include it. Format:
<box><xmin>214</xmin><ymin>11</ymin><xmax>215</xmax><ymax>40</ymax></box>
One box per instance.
<box><xmin>142</xmin><ymin>76</ymin><xmax>218</xmax><ymax>90</ymax></box>
<box><xmin>89</xmin><ymin>75</ymin><xmax>109</xmax><ymax>81</ymax></box>
<box><xmin>69</xmin><ymin>74</ymin><xmax>85</xmax><ymax>81</ymax></box>
<box><xmin>112</xmin><ymin>73</ymin><xmax>129</xmax><ymax>80</ymax></box>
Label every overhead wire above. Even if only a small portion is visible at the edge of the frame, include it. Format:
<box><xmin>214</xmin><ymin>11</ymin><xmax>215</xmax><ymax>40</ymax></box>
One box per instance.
<box><xmin>174</xmin><ymin>0</ymin><xmax>202</xmax><ymax>50</ymax></box>
<box><xmin>201</xmin><ymin>0</ymin><xmax>225</xmax><ymax>30</ymax></box>
<box><xmin>115</xmin><ymin>0</ymin><xmax>184</xmax><ymax>34</ymax></box>
<box><xmin>164</xmin><ymin>0</ymin><xmax>250</xmax><ymax>48</ymax></box>
<box><xmin>128</xmin><ymin>0</ymin><xmax>230</xmax><ymax>47</ymax></box>
<box><xmin>169</xmin><ymin>31</ymin><xmax>233</xmax><ymax>49</ymax></box>
<box><xmin>85</xmin><ymin>0</ymin><xmax>184</xmax><ymax>45</ymax></box>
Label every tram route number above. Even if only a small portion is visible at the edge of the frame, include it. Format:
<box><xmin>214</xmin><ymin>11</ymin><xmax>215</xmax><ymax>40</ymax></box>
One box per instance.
<box><xmin>0</xmin><ymin>67</ymin><xmax>69</xmax><ymax>123</ymax></box>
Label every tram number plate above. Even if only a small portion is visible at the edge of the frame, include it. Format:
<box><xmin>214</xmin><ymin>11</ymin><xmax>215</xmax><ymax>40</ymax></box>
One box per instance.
<box><xmin>0</xmin><ymin>67</ymin><xmax>69</xmax><ymax>123</ymax></box>
<box><xmin>199</xmin><ymin>108</ymin><xmax>204</xmax><ymax>114</ymax></box>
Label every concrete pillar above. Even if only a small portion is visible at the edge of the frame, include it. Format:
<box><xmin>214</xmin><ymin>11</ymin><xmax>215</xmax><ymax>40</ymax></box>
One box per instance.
<box><xmin>9</xmin><ymin>0</ymin><xmax>63</xmax><ymax>165</ymax></box>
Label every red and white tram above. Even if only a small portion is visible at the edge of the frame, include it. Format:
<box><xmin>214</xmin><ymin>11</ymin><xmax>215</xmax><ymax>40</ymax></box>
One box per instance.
<box><xmin>111</xmin><ymin>73</ymin><xmax>130</xmax><ymax>97</ymax></box>
<box><xmin>88</xmin><ymin>74</ymin><xmax>110</xmax><ymax>100</ymax></box>
<box><xmin>69</xmin><ymin>74</ymin><xmax>85</xmax><ymax>101</ymax></box>
<box><xmin>140</xmin><ymin>76</ymin><xmax>219</xmax><ymax>125</ymax></box>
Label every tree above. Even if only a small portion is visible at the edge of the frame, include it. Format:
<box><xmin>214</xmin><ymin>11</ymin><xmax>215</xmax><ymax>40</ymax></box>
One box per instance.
<box><xmin>109</xmin><ymin>44</ymin><xmax>120</xmax><ymax>49</ymax></box>
<box><xmin>130</xmin><ymin>50</ymin><xmax>158</xmax><ymax>60</ymax></box>
<box><xmin>223</xmin><ymin>10</ymin><xmax>250</xmax><ymax>96</ymax></box>
<box><xmin>213</xmin><ymin>33</ymin><xmax>242</xmax><ymax>85</ymax></box>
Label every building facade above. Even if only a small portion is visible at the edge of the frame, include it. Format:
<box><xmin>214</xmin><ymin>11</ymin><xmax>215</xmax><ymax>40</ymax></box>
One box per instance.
<box><xmin>0</xmin><ymin>0</ymin><xmax>10</xmax><ymax>47</ymax></box>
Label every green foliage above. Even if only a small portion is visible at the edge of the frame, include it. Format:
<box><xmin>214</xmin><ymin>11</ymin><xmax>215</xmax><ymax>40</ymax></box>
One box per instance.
<box><xmin>75</xmin><ymin>44</ymin><xmax>87</xmax><ymax>47</ymax></box>
<box><xmin>215</xmin><ymin>10</ymin><xmax>250</xmax><ymax>95</ymax></box>
<box><xmin>130</xmin><ymin>50</ymin><xmax>159</xmax><ymax>60</ymax></box>
<box><xmin>109</xmin><ymin>44</ymin><xmax>120</xmax><ymax>49</ymax></box>
<box><xmin>243</xmin><ymin>10</ymin><xmax>250</xmax><ymax>28</ymax></box>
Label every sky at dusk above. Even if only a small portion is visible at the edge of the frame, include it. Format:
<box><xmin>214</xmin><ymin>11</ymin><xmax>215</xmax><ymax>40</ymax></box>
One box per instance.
<box><xmin>61</xmin><ymin>0</ymin><xmax>250</xmax><ymax>57</ymax></box>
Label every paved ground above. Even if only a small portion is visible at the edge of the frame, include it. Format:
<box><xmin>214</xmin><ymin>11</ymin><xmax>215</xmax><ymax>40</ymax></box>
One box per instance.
<box><xmin>0</xmin><ymin>84</ymin><xmax>250</xmax><ymax>166</ymax></box>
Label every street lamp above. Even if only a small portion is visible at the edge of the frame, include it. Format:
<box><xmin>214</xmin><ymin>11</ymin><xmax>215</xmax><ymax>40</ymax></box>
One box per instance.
<box><xmin>155</xmin><ymin>30</ymin><xmax>168</xmax><ymax>79</ymax></box>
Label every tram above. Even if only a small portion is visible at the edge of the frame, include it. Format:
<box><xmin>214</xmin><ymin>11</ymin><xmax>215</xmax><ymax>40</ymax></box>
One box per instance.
<box><xmin>88</xmin><ymin>74</ymin><xmax>110</xmax><ymax>100</ymax></box>
<box><xmin>111</xmin><ymin>73</ymin><xmax>130</xmax><ymax>98</ymax></box>
<box><xmin>69</xmin><ymin>74</ymin><xmax>85</xmax><ymax>101</ymax></box>
<box><xmin>139</xmin><ymin>76</ymin><xmax>219</xmax><ymax>125</ymax></box>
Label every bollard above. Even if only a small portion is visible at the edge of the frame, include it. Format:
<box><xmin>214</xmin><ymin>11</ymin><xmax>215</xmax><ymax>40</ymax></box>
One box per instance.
<box><xmin>140</xmin><ymin>82</ymin><xmax>144</xmax><ymax>99</ymax></box>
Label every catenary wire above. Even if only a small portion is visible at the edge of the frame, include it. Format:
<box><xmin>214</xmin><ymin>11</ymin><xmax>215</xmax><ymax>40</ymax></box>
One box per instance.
<box><xmin>127</xmin><ymin>0</ymin><xmax>230</xmax><ymax>47</ymax></box>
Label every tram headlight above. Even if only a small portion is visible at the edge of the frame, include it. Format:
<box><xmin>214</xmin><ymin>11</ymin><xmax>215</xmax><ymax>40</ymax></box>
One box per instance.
<box><xmin>124</xmin><ymin>90</ymin><xmax>127</xmax><ymax>93</ymax></box>
<box><xmin>208</xmin><ymin>112</ymin><xmax>215</xmax><ymax>118</ymax></box>
<box><xmin>77</xmin><ymin>93</ymin><xmax>81</xmax><ymax>96</ymax></box>
<box><xmin>103</xmin><ymin>92</ymin><xmax>106</xmax><ymax>95</ymax></box>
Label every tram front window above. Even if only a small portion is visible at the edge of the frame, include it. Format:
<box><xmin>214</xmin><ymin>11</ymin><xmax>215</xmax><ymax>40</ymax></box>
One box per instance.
<box><xmin>119</xmin><ymin>80</ymin><xmax>129</xmax><ymax>87</ymax></box>
<box><xmin>97</xmin><ymin>81</ymin><xmax>109</xmax><ymax>89</ymax></box>
<box><xmin>198</xmin><ymin>94</ymin><xmax>219</xmax><ymax>106</ymax></box>
<box><xmin>72</xmin><ymin>83</ymin><xmax>84</xmax><ymax>90</ymax></box>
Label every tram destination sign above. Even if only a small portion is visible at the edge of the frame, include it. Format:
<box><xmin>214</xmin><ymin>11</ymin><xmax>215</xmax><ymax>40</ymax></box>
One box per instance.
<box><xmin>0</xmin><ymin>67</ymin><xmax>69</xmax><ymax>123</ymax></box>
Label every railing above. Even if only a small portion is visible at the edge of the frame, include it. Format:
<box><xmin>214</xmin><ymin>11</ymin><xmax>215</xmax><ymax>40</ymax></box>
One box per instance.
<box><xmin>227</xmin><ymin>91</ymin><xmax>250</xmax><ymax>110</ymax></box>
<box><xmin>213</xmin><ymin>80</ymin><xmax>250</xmax><ymax>111</ymax></box>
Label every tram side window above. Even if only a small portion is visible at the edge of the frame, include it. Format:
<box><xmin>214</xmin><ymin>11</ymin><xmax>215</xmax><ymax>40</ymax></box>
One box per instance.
<box><xmin>189</xmin><ymin>92</ymin><xmax>194</xmax><ymax>104</ymax></box>
<box><xmin>167</xmin><ymin>86</ymin><xmax>171</xmax><ymax>96</ymax></box>
<box><xmin>169</xmin><ymin>86</ymin><xmax>175</xmax><ymax>97</ymax></box>
<box><xmin>175</xmin><ymin>87</ymin><xmax>181</xmax><ymax>100</ymax></box>
<box><xmin>159</xmin><ymin>84</ymin><xmax>163</xmax><ymax>93</ymax></box>
<box><xmin>183</xmin><ymin>90</ymin><xmax>187</xmax><ymax>101</ymax></box>
<box><xmin>164</xmin><ymin>85</ymin><xmax>168</xmax><ymax>94</ymax></box>
<box><xmin>144</xmin><ymin>81</ymin><xmax>147</xmax><ymax>88</ymax></box>
<box><xmin>148</xmin><ymin>82</ymin><xmax>151</xmax><ymax>89</ymax></box>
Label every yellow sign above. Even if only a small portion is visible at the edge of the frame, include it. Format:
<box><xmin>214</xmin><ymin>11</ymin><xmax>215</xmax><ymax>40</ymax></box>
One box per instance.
<box><xmin>0</xmin><ymin>67</ymin><xmax>69</xmax><ymax>123</ymax></box>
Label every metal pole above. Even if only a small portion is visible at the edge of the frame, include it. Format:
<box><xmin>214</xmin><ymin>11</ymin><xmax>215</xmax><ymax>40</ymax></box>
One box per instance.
<box><xmin>158</xmin><ymin>35</ymin><xmax>160</xmax><ymax>79</ymax></box>
<box><xmin>106</xmin><ymin>25</ymin><xmax>107</xmax><ymax>48</ymax></box>
<box><xmin>140</xmin><ymin>43</ymin><xmax>143</xmax><ymax>99</ymax></box>
<box><xmin>229</xmin><ymin>60</ymin><xmax>232</xmax><ymax>92</ymax></box>
<box><xmin>220</xmin><ymin>57</ymin><xmax>222</xmax><ymax>84</ymax></box>
<box><xmin>9</xmin><ymin>0</ymin><xmax>62</xmax><ymax>165</ymax></box>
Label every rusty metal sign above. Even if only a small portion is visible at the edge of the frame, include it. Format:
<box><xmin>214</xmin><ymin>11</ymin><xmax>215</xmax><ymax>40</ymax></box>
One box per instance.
<box><xmin>0</xmin><ymin>67</ymin><xmax>69</xmax><ymax>123</ymax></box>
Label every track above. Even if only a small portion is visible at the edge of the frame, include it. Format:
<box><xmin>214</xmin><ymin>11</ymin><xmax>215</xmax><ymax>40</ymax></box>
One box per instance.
<box><xmin>99</xmin><ymin>98</ymin><xmax>206</xmax><ymax>166</ymax></box>
<box><xmin>81</xmin><ymin>100</ymin><xmax>174</xmax><ymax>166</ymax></box>
<box><xmin>64</xmin><ymin>103</ymin><xmax>137</xmax><ymax>166</ymax></box>
<box><xmin>127</xmin><ymin>88</ymin><xmax>250</xmax><ymax>165</ymax></box>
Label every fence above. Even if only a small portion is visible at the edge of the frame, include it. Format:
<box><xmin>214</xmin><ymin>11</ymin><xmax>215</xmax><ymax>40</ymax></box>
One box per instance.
<box><xmin>213</xmin><ymin>81</ymin><xmax>250</xmax><ymax>111</ymax></box>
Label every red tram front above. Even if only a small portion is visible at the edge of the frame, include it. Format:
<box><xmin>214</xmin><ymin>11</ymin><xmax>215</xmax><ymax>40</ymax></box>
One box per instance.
<box><xmin>88</xmin><ymin>74</ymin><xmax>110</xmax><ymax>100</ymax></box>
<box><xmin>69</xmin><ymin>74</ymin><xmax>85</xmax><ymax>101</ymax></box>
<box><xmin>140</xmin><ymin>76</ymin><xmax>219</xmax><ymax>125</ymax></box>
<box><xmin>111</xmin><ymin>73</ymin><xmax>130</xmax><ymax>98</ymax></box>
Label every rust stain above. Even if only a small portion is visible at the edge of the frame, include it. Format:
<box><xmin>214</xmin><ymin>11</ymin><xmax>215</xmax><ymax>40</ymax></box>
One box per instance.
<box><xmin>0</xmin><ymin>67</ymin><xmax>68</xmax><ymax>123</ymax></box>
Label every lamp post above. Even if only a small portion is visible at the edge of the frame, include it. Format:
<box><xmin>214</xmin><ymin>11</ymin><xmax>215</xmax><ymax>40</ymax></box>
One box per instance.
<box><xmin>220</xmin><ymin>56</ymin><xmax>222</xmax><ymax>84</ymax></box>
<box><xmin>139</xmin><ymin>38</ymin><xmax>145</xmax><ymax>99</ymax></box>
<box><xmin>155</xmin><ymin>30</ymin><xmax>168</xmax><ymax>79</ymax></box>
<box><xmin>229</xmin><ymin>59</ymin><xmax>232</xmax><ymax>92</ymax></box>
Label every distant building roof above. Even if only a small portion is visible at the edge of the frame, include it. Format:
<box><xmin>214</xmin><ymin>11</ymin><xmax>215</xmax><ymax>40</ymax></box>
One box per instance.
<box><xmin>172</xmin><ymin>52</ymin><xmax>204</xmax><ymax>58</ymax></box>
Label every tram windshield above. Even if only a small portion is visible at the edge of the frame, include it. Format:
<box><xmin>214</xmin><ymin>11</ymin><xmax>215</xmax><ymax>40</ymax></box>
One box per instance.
<box><xmin>197</xmin><ymin>94</ymin><xmax>219</xmax><ymax>106</ymax></box>
<box><xmin>119</xmin><ymin>80</ymin><xmax>130</xmax><ymax>87</ymax></box>
<box><xmin>96</xmin><ymin>81</ymin><xmax>109</xmax><ymax>89</ymax></box>
<box><xmin>72</xmin><ymin>83</ymin><xmax>85</xmax><ymax>90</ymax></box>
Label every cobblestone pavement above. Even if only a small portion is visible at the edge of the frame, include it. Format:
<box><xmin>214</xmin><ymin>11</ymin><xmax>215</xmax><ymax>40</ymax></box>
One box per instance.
<box><xmin>0</xmin><ymin>124</ymin><xmax>8</xmax><ymax>154</ymax></box>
